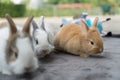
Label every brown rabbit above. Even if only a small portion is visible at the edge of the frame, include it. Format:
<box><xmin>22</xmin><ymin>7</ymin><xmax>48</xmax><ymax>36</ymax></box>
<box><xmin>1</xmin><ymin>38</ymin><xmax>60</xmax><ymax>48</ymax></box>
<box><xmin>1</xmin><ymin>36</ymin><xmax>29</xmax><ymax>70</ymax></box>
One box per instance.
<box><xmin>54</xmin><ymin>17</ymin><xmax>104</xmax><ymax>57</ymax></box>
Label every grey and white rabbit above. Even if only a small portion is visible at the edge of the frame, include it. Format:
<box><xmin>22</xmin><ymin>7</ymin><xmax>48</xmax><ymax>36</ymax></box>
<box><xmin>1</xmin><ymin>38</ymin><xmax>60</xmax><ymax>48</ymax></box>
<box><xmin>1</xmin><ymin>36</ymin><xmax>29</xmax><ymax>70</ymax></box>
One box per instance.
<box><xmin>0</xmin><ymin>14</ymin><xmax>39</xmax><ymax>75</ymax></box>
<box><xmin>32</xmin><ymin>16</ymin><xmax>60</xmax><ymax>58</ymax></box>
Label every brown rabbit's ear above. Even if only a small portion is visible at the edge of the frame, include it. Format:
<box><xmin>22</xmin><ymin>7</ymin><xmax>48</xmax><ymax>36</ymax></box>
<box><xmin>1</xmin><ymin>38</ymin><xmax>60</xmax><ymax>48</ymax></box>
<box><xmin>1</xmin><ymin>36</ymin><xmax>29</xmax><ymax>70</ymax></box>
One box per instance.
<box><xmin>23</xmin><ymin>15</ymin><xmax>34</xmax><ymax>34</ymax></box>
<box><xmin>81</xmin><ymin>19</ymin><xmax>89</xmax><ymax>34</ymax></box>
<box><xmin>92</xmin><ymin>17</ymin><xmax>99</xmax><ymax>28</ymax></box>
<box><xmin>5</xmin><ymin>14</ymin><xmax>17</xmax><ymax>35</ymax></box>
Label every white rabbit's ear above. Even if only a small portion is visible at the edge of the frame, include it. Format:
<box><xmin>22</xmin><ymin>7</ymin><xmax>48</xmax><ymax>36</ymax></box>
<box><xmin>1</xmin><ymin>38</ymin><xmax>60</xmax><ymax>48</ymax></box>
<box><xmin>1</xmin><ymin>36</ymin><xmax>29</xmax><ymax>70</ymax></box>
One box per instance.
<box><xmin>32</xmin><ymin>20</ymin><xmax>39</xmax><ymax>30</ymax></box>
<box><xmin>92</xmin><ymin>17</ymin><xmax>99</xmax><ymax>28</ymax></box>
<box><xmin>39</xmin><ymin>16</ymin><xmax>46</xmax><ymax>31</ymax></box>
<box><xmin>32</xmin><ymin>20</ymin><xmax>38</xmax><ymax>40</ymax></box>
<box><xmin>81</xmin><ymin>19</ymin><xmax>89</xmax><ymax>34</ymax></box>
<box><xmin>23</xmin><ymin>15</ymin><xmax>34</xmax><ymax>34</ymax></box>
<box><xmin>5</xmin><ymin>14</ymin><xmax>17</xmax><ymax>35</ymax></box>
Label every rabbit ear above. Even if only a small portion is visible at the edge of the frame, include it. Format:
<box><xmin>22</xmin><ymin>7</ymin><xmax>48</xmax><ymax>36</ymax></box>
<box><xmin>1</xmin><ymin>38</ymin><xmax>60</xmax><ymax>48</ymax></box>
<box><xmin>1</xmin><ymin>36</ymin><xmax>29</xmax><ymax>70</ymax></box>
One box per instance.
<box><xmin>81</xmin><ymin>19</ymin><xmax>89</xmax><ymax>34</ymax></box>
<box><xmin>23</xmin><ymin>15</ymin><xmax>34</xmax><ymax>34</ymax></box>
<box><xmin>32</xmin><ymin>20</ymin><xmax>39</xmax><ymax>30</ymax></box>
<box><xmin>39</xmin><ymin>16</ymin><xmax>46</xmax><ymax>31</ymax></box>
<box><xmin>92</xmin><ymin>17</ymin><xmax>99</xmax><ymax>28</ymax></box>
<box><xmin>32</xmin><ymin>20</ymin><xmax>38</xmax><ymax>40</ymax></box>
<box><xmin>5</xmin><ymin>14</ymin><xmax>17</xmax><ymax>35</ymax></box>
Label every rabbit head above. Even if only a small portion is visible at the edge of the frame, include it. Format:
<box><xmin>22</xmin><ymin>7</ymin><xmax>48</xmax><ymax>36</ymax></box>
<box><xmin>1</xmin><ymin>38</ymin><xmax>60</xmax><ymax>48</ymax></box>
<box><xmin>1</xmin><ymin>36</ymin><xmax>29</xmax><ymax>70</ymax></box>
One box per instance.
<box><xmin>4</xmin><ymin>14</ymin><xmax>39</xmax><ymax>75</ymax></box>
<box><xmin>80</xmin><ymin>17</ymin><xmax>104</xmax><ymax>55</ymax></box>
<box><xmin>32</xmin><ymin>16</ymin><xmax>54</xmax><ymax>58</ymax></box>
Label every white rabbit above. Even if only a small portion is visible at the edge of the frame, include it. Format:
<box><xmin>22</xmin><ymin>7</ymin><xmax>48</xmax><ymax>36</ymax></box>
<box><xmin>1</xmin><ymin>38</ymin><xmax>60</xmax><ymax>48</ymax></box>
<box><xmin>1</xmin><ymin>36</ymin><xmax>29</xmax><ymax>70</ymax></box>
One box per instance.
<box><xmin>31</xmin><ymin>16</ymin><xmax>60</xmax><ymax>58</ymax></box>
<box><xmin>0</xmin><ymin>14</ymin><xmax>39</xmax><ymax>75</ymax></box>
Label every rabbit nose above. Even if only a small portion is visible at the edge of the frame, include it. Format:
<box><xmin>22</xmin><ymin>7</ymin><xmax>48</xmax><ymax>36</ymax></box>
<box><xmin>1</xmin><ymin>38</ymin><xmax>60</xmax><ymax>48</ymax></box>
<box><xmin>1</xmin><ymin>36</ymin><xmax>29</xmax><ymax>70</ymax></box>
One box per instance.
<box><xmin>24</xmin><ymin>67</ymin><xmax>31</xmax><ymax>72</ymax></box>
<box><xmin>42</xmin><ymin>49</ymin><xmax>48</xmax><ymax>53</ymax></box>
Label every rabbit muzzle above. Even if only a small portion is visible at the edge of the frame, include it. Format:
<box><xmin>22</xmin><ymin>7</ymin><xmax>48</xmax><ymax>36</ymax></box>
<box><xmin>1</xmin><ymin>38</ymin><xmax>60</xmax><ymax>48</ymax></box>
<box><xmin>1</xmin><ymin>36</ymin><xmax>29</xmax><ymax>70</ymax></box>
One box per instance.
<box><xmin>36</xmin><ymin>49</ymin><xmax>50</xmax><ymax>58</ymax></box>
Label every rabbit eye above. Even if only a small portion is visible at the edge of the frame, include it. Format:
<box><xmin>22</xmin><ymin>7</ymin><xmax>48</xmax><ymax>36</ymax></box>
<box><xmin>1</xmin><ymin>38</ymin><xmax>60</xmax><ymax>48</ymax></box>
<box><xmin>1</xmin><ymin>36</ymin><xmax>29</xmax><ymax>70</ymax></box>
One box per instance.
<box><xmin>14</xmin><ymin>52</ymin><xmax>18</xmax><ymax>58</ymax></box>
<box><xmin>90</xmin><ymin>40</ymin><xmax>94</xmax><ymax>45</ymax></box>
<box><xmin>36</xmin><ymin>39</ymin><xmax>38</xmax><ymax>45</ymax></box>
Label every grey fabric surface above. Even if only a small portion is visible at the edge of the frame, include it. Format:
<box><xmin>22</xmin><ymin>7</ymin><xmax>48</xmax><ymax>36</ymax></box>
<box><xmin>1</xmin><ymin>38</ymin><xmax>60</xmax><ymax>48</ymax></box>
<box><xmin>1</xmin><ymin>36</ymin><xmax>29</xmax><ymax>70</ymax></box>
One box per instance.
<box><xmin>0</xmin><ymin>37</ymin><xmax>120</xmax><ymax>80</ymax></box>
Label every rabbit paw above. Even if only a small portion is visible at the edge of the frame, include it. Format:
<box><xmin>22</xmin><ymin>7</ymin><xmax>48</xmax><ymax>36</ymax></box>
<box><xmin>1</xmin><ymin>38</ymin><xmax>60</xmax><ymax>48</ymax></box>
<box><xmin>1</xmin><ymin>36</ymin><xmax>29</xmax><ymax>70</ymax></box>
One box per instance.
<box><xmin>80</xmin><ymin>53</ymin><xmax>88</xmax><ymax>58</ymax></box>
<box><xmin>2</xmin><ymin>70</ymin><xmax>12</xmax><ymax>75</ymax></box>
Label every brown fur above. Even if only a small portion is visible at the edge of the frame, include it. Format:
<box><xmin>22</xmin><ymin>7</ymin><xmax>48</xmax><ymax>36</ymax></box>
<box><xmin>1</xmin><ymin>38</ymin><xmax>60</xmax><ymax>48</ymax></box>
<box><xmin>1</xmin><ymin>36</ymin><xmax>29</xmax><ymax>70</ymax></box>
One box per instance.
<box><xmin>5</xmin><ymin>34</ymin><xmax>18</xmax><ymax>63</ymax></box>
<box><xmin>5</xmin><ymin>14</ymin><xmax>17</xmax><ymax>35</ymax></box>
<box><xmin>23</xmin><ymin>15</ymin><xmax>34</xmax><ymax>34</ymax></box>
<box><xmin>54</xmin><ymin>17</ymin><xmax>104</xmax><ymax>57</ymax></box>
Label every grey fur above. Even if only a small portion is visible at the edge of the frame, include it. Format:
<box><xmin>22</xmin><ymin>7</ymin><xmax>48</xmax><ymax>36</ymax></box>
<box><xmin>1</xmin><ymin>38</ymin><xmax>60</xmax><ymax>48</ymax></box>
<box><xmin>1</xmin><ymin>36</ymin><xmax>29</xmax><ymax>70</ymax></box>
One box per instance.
<box><xmin>40</xmin><ymin>16</ymin><xmax>46</xmax><ymax>31</ymax></box>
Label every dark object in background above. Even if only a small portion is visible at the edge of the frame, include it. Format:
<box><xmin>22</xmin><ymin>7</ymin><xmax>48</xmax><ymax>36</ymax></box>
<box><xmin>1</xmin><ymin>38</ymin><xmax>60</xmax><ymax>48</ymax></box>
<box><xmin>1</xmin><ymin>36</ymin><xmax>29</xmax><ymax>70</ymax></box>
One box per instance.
<box><xmin>106</xmin><ymin>18</ymin><xmax>111</xmax><ymax>21</ymax></box>
<box><xmin>101</xmin><ymin>4</ymin><xmax>111</xmax><ymax>15</ymax></box>
<box><xmin>105</xmin><ymin>32</ymin><xmax>112</xmax><ymax>37</ymax></box>
<box><xmin>104</xmin><ymin>32</ymin><xmax>120</xmax><ymax>38</ymax></box>
<box><xmin>60</xmin><ymin>24</ymin><xmax>64</xmax><ymax>27</ymax></box>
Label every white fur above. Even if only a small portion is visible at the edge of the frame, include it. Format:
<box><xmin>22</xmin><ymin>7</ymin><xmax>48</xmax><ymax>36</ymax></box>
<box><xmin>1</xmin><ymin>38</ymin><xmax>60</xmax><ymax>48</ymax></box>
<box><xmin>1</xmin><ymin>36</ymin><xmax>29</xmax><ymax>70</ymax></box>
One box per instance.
<box><xmin>31</xmin><ymin>24</ymin><xmax>54</xmax><ymax>57</ymax></box>
<box><xmin>31</xmin><ymin>16</ymin><xmax>60</xmax><ymax>57</ymax></box>
<box><xmin>0</xmin><ymin>25</ymin><xmax>39</xmax><ymax>75</ymax></box>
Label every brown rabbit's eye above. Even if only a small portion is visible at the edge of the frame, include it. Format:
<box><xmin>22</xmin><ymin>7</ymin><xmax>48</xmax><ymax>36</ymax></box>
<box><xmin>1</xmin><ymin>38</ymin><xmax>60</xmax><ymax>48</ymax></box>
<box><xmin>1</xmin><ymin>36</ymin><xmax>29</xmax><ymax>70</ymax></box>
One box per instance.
<box><xmin>90</xmin><ymin>41</ymin><xmax>94</xmax><ymax>45</ymax></box>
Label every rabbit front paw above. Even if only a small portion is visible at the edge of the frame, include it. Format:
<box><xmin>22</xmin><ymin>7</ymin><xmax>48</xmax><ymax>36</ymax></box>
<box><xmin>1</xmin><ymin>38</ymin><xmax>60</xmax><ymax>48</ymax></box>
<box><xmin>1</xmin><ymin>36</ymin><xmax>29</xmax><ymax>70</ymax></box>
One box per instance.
<box><xmin>79</xmin><ymin>53</ymin><xmax>89</xmax><ymax>58</ymax></box>
<box><xmin>2</xmin><ymin>70</ymin><xmax>12</xmax><ymax>75</ymax></box>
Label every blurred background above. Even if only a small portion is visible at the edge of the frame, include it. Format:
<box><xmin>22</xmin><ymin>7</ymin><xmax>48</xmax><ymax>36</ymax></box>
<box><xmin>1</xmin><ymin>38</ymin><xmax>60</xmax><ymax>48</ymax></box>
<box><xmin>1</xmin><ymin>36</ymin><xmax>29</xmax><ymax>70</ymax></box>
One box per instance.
<box><xmin>1</xmin><ymin>0</ymin><xmax>120</xmax><ymax>34</ymax></box>
<box><xmin>0</xmin><ymin>0</ymin><xmax>120</xmax><ymax>17</ymax></box>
